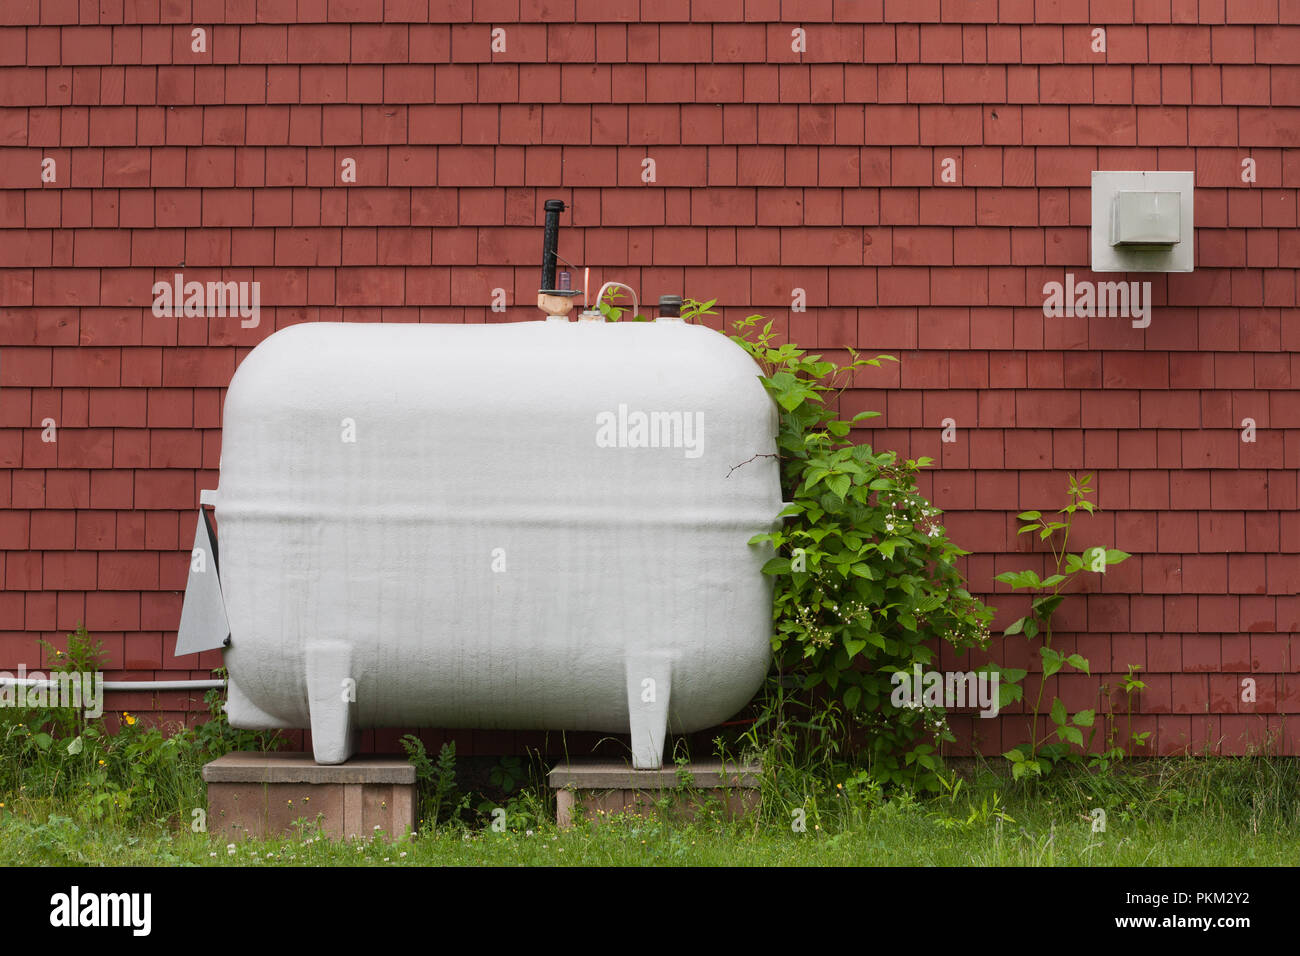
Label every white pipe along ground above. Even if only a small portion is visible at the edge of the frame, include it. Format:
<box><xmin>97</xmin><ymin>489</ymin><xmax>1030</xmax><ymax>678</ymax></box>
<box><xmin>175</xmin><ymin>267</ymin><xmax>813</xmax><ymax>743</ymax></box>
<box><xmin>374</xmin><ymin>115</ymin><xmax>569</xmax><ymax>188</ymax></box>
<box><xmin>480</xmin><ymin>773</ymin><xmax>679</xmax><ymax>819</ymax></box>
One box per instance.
<box><xmin>0</xmin><ymin>678</ymin><xmax>225</xmax><ymax>691</ymax></box>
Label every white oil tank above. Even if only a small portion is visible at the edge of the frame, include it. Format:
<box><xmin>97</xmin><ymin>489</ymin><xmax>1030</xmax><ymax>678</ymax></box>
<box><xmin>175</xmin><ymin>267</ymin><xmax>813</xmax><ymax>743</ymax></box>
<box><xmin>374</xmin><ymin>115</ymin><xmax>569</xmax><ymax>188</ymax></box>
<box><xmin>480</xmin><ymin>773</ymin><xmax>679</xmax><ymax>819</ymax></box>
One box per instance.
<box><xmin>183</xmin><ymin>318</ymin><xmax>782</xmax><ymax>768</ymax></box>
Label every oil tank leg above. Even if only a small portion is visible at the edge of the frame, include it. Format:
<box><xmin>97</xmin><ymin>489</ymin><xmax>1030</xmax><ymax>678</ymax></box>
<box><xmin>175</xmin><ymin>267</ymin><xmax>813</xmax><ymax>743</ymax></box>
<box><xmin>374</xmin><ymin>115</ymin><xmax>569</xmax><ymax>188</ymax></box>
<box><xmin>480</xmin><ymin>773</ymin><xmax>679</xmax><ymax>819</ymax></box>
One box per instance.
<box><xmin>305</xmin><ymin>641</ymin><xmax>356</xmax><ymax>765</ymax></box>
<box><xmin>625</xmin><ymin>653</ymin><xmax>672</xmax><ymax>770</ymax></box>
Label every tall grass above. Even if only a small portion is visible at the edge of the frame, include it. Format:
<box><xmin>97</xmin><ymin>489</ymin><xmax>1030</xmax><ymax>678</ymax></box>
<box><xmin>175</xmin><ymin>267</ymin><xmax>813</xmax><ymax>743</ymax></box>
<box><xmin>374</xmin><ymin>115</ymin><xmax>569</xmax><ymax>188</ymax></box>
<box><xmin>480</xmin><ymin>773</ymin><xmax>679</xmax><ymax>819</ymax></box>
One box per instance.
<box><xmin>0</xmin><ymin>627</ymin><xmax>280</xmax><ymax>832</ymax></box>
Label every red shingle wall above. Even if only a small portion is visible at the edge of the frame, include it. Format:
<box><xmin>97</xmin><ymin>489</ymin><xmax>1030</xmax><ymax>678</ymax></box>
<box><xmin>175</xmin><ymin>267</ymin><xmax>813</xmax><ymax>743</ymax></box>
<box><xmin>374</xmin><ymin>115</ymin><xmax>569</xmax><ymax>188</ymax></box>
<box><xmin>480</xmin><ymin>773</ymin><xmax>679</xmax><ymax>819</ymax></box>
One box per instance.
<box><xmin>1</xmin><ymin>0</ymin><xmax>1297</xmax><ymax>757</ymax></box>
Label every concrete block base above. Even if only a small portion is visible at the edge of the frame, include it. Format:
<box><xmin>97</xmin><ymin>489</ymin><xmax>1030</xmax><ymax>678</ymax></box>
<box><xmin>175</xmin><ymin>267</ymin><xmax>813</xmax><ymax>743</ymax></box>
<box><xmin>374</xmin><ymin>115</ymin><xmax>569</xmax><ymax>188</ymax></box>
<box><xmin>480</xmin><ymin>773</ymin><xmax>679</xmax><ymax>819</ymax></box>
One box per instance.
<box><xmin>203</xmin><ymin>752</ymin><xmax>417</xmax><ymax>841</ymax></box>
<box><xmin>548</xmin><ymin>757</ymin><xmax>761</xmax><ymax>828</ymax></box>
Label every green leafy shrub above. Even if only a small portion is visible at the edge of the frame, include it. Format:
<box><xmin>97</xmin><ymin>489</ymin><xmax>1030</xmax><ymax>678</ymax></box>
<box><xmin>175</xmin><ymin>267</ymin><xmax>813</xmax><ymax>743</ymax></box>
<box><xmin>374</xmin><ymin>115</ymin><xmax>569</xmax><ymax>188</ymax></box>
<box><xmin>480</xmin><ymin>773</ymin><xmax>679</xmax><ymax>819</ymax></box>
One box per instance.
<box><xmin>992</xmin><ymin>473</ymin><xmax>1131</xmax><ymax>779</ymax></box>
<box><xmin>702</xmin><ymin>304</ymin><xmax>994</xmax><ymax>792</ymax></box>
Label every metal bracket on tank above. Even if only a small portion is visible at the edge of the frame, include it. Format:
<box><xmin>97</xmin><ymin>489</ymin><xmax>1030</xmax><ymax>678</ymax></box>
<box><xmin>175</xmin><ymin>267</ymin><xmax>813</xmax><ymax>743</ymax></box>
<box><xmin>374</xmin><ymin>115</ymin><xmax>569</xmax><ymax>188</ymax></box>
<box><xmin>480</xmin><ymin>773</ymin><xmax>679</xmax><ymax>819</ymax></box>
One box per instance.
<box><xmin>174</xmin><ymin>494</ymin><xmax>231</xmax><ymax>656</ymax></box>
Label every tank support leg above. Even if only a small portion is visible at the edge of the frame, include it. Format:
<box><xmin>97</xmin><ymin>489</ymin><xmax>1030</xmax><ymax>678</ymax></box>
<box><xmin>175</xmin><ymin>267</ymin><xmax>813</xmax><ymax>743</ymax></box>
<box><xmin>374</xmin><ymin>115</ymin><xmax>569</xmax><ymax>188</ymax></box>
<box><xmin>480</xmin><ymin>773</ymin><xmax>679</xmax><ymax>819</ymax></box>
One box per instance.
<box><xmin>305</xmin><ymin>641</ymin><xmax>356</xmax><ymax>765</ymax></box>
<box><xmin>625</xmin><ymin>652</ymin><xmax>672</xmax><ymax>770</ymax></box>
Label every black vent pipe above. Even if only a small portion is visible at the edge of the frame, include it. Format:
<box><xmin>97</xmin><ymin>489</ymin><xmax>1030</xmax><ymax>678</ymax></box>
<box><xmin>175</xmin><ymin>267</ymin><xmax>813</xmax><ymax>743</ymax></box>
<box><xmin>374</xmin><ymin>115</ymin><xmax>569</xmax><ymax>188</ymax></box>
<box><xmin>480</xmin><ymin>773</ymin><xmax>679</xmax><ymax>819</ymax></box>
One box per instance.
<box><xmin>540</xmin><ymin>199</ymin><xmax>565</xmax><ymax>292</ymax></box>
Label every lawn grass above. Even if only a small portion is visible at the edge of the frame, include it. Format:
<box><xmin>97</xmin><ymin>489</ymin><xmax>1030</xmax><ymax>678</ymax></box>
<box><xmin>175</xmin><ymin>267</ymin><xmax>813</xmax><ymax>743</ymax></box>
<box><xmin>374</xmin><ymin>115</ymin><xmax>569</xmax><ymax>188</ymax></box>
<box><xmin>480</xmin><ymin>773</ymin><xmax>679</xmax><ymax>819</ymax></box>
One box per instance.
<box><xmin>3</xmin><ymin>757</ymin><xmax>1297</xmax><ymax>867</ymax></box>
<box><xmin>6</xmin><ymin>631</ymin><xmax>1292</xmax><ymax>868</ymax></box>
